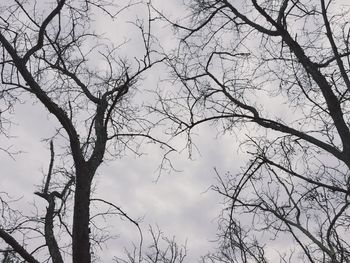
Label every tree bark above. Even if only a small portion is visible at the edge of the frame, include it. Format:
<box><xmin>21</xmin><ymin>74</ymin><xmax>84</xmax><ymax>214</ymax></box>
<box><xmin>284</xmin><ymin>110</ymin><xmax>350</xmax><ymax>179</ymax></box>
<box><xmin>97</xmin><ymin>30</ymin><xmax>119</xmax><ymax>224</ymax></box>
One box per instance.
<box><xmin>72</xmin><ymin>164</ymin><xmax>93</xmax><ymax>263</ymax></box>
<box><xmin>45</xmin><ymin>195</ymin><xmax>64</xmax><ymax>263</ymax></box>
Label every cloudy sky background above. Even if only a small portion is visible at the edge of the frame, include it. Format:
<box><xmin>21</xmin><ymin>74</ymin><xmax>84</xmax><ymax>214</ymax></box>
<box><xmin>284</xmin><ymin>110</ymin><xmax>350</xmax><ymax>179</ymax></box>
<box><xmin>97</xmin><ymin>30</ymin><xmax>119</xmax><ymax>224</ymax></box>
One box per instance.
<box><xmin>1</xmin><ymin>99</ymin><xmax>239</xmax><ymax>261</ymax></box>
<box><xmin>0</xmin><ymin>1</ymin><xmax>249</xmax><ymax>261</ymax></box>
<box><xmin>3</xmin><ymin>0</ymin><xmax>349</xmax><ymax>262</ymax></box>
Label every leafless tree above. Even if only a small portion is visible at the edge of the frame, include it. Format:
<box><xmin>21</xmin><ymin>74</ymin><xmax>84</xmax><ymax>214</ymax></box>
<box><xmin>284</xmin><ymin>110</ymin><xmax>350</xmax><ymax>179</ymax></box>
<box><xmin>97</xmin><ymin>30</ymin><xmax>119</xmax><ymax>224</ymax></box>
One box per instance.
<box><xmin>114</xmin><ymin>226</ymin><xmax>187</xmax><ymax>263</ymax></box>
<box><xmin>0</xmin><ymin>1</ymin><xmax>171</xmax><ymax>262</ymax></box>
<box><xmin>154</xmin><ymin>0</ymin><xmax>350</xmax><ymax>262</ymax></box>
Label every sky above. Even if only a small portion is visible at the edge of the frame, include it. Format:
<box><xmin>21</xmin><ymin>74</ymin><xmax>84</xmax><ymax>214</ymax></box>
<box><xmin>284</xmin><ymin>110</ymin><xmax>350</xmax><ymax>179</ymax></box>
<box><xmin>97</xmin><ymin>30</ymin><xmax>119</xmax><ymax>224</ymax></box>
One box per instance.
<box><xmin>2</xmin><ymin>1</ymin><xmax>350</xmax><ymax>262</ymax></box>
<box><xmin>1</xmin><ymin>99</ymin><xmax>240</xmax><ymax>262</ymax></box>
<box><xmin>0</xmin><ymin>1</ymin><xmax>247</xmax><ymax>262</ymax></box>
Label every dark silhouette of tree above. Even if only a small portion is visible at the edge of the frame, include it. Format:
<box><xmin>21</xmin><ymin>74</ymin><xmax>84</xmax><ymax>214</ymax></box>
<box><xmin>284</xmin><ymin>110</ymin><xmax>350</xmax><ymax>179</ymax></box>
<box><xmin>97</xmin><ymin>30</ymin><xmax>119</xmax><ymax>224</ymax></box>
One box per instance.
<box><xmin>114</xmin><ymin>226</ymin><xmax>187</xmax><ymax>263</ymax></box>
<box><xmin>0</xmin><ymin>1</ymin><xmax>172</xmax><ymax>262</ymax></box>
<box><xmin>154</xmin><ymin>0</ymin><xmax>350</xmax><ymax>262</ymax></box>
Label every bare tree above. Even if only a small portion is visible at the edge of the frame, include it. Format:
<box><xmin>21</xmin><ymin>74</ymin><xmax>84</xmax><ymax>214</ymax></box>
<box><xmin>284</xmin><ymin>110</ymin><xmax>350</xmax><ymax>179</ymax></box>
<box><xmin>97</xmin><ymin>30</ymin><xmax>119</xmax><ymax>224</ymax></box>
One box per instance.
<box><xmin>0</xmin><ymin>1</ymin><xmax>171</xmax><ymax>262</ymax></box>
<box><xmin>154</xmin><ymin>0</ymin><xmax>350</xmax><ymax>262</ymax></box>
<box><xmin>114</xmin><ymin>226</ymin><xmax>187</xmax><ymax>263</ymax></box>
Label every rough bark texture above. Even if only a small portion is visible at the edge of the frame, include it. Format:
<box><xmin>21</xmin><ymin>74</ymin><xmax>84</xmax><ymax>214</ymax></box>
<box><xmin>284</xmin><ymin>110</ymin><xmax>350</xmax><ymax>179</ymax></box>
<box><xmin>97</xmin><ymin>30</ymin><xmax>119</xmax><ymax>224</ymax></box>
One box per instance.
<box><xmin>72</xmin><ymin>165</ymin><xmax>93</xmax><ymax>263</ymax></box>
<box><xmin>45</xmin><ymin>195</ymin><xmax>64</xmax><ymax>263</ymax></box>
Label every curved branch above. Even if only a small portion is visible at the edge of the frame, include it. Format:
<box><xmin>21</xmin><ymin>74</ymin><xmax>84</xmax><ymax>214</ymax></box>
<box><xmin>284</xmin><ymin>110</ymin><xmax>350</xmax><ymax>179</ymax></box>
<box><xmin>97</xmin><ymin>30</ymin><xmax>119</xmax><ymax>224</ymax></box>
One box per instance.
<box><xmin>0</xmin><ymin>229</ymin><xmax>40</xmax><ymax>263</ymax></box>
<box><xmin>22</xmin><ymin>0</ymin><xmax>66</xmax><ymax>63</ymax></box>
<box><xmin>321</xmin><ymin>0</ymin><xmax>350</xmax><ymax>91</ymax></box>
<box><xmin>0</xmin><ymin>32</ymin><xmax>84</xmax><ymax>165</ymax></box>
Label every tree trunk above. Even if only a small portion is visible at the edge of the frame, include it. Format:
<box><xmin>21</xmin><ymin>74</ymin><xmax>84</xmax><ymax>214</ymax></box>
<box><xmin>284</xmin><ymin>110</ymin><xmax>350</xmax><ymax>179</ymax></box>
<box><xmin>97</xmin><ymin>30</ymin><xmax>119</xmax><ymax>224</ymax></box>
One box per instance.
<box><xmin>72</xmin><ymin>164</ymin><xmax>92</xmax><ymax>263</ymax></box>
<box><xmin>45</xmin><ymin>196</ymin><xmax>64</xmax><ymax>263</ymax></box>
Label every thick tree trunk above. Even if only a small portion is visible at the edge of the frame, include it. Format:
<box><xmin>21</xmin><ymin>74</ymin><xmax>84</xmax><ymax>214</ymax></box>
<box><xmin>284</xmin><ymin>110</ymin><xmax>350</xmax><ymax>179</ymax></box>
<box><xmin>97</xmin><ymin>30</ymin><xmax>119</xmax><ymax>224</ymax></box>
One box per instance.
<box><xmin>72</xmin><ymin>165</ymin><xmax>92</xmax><ymax>263</ymax></box>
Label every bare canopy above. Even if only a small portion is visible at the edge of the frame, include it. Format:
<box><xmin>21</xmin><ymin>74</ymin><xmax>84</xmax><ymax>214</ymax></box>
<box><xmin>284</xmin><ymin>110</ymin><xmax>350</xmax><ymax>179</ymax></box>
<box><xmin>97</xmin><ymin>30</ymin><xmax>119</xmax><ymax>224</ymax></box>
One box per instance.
<box><xmin>0</xmin><ymin>1</ymin><xmax>171</xmax><ymax>262</ymax></box>
<box><xmin>154</xmin><ymin>0</ymin><xmax>350</xmax><ymax>262</ymax></box>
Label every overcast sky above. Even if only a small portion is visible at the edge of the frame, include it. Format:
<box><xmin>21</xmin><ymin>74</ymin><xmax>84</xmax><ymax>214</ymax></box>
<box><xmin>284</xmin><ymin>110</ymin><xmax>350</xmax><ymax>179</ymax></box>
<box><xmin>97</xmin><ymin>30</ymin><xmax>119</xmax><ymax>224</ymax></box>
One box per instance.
<box><xmin>3</xmin><ymin>1</ymin><xmax>349</xmax><ymax>262</ymax></box>
<box><xmin>1</xmin><ymin>102</ymin><xmax>240</xmax><ymax>262</ymax></box>
<box><xmin>0</xmin><ymin>1</ymin><xmax>248</xmax><ymax>262</ymax></box>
